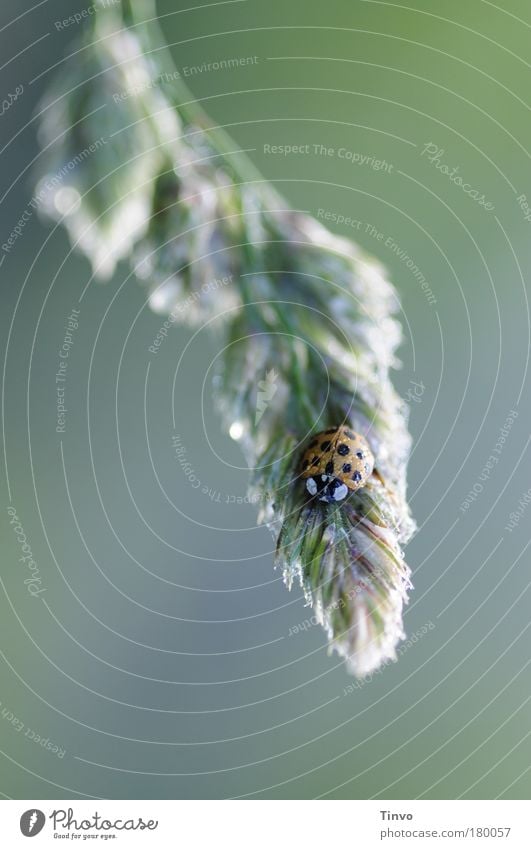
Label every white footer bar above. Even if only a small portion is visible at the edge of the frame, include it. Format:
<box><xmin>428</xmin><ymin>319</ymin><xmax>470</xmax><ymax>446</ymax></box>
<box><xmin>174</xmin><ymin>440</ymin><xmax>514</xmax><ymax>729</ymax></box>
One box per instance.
<box><xmin>0</xmin><ymin>799</ymin><xmax>527</xmax><ymax>847</ymax></box>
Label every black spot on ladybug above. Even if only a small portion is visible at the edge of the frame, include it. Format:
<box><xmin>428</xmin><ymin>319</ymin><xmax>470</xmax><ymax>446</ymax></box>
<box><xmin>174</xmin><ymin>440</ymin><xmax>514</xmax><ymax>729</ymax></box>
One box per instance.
<box><xmin>337</xmin><ymin>444</ymin><xmax>349</xmax><ymax>456</ymax></box>
<box><xmin>356</xmin><ymin>451</ymin><xmax>363</xmax><ymax>459</ymax></box>
<box><xmin>320</xmin><ymin>440</ymin><xmax>331</xmax><ymax>451</ymax></box>
<box><xmin>312</xmin><ymin>456</ymin><xmax>319</xmax><ymax>465</ymax></box>
<box><xmin>302</xmin><ymin>459</ymin><xmax>309</xmax><ymax>470</ymax></box>
<box><xmin>325</xmin><ymin>428</ymin><xmax>336</xmax><ymax>434</ymax></box>
<box><xmin>309</xmin><ymin>439</ymin><xmax>318</xmax><ymax>448</ymax></box>
<box><xmin>342</xmin><ymin>463</ymin><xmax>352</xmax><ymax>473</ymax></box>
<box><xmin>352</xmin><ymin>471</ymin><xmax>362</xmax><ymax>483</ymax></box>
<box><xmin>325</xmin><ymin>460</ymin><xmax>334</xmax><ymax>475</ymax></box>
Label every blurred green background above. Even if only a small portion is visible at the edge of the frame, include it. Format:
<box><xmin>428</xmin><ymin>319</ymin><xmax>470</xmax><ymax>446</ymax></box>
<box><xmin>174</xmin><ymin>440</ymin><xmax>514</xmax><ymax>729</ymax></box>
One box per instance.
<box><xmin>0</xmin><ymin>0</ymin><xmax>530</xmax><ymax>799</ymax></box>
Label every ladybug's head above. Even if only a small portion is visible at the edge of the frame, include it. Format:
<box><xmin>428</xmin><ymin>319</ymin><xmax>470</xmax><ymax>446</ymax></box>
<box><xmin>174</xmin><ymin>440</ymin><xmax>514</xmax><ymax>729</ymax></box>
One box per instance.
<box><xmin>306</xmin><ymin>474</ymin><xmax>349</xmax><ymax>503</ymax></box>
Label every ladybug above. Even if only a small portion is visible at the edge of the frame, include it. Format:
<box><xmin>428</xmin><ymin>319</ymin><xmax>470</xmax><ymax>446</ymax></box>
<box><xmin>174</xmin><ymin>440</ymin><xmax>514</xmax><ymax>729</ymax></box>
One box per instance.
<box><xmin>300</xmin><ymin>426</ymin><xmax>375</xmax><ymax>503</ymax></box>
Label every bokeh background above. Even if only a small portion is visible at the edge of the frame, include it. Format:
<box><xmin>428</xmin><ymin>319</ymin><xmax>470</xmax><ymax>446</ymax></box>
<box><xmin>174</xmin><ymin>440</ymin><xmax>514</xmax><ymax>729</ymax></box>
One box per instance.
<box><xmin>1</xmin><ymin>0</ymin><xmax>530</xmax><ymax>800</ymax></box>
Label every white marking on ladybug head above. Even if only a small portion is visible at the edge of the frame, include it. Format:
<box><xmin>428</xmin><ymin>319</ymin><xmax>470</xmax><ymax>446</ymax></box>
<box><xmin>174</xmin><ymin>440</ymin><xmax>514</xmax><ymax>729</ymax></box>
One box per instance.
<box><xmin>332</xmin><ymin>482</ymin><xmax>349</xmax><ymax>502</ymax></box>
<box><xmin>306</xmin><ymin>478</ymin><xmax>317</xmax><ymax>496</ymax></box>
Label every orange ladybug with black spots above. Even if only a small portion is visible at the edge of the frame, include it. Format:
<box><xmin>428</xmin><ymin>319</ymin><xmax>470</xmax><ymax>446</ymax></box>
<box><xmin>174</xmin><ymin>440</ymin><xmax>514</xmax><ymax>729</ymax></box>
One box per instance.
<box><xmin>301</xmin><ymin>425</ymin><xmax>375</xmax><ymax>503</ymax></box>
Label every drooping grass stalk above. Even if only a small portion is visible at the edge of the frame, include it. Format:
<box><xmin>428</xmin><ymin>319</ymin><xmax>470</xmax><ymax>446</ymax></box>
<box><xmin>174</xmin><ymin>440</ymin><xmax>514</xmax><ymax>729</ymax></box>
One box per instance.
<box><xmin>35</xmin><ymin>0</ymin><xmax>416</xmax><ymax>676</ymax></box>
